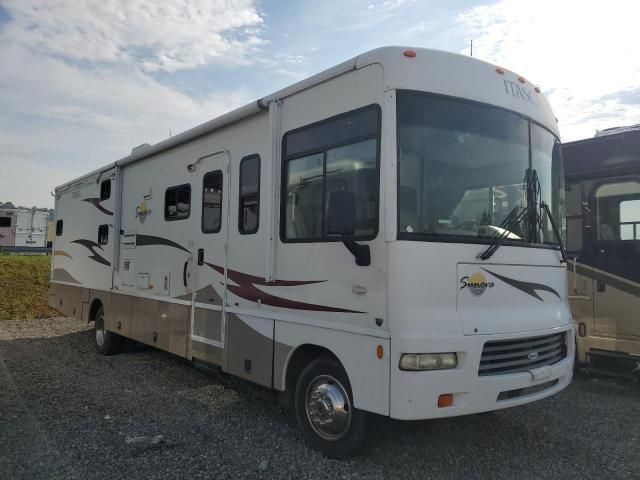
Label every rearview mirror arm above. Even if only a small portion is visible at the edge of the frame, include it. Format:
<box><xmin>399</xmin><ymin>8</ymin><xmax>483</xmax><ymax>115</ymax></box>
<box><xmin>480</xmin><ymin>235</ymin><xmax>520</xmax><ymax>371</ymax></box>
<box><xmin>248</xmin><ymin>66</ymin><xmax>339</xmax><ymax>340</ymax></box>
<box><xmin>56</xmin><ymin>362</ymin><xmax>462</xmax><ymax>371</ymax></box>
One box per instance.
<box><xmin>342</xmin><ymin>238</ymin><xmax>371</xmax><ymax>267</ymax></box>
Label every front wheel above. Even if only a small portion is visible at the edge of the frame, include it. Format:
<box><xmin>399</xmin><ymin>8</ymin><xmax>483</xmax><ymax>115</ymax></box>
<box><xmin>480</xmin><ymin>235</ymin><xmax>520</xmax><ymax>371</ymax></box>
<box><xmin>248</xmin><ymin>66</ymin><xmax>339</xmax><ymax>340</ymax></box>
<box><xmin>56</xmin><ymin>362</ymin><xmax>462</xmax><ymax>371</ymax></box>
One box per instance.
<box><xmin>294</xmin><ymin>357</ymin><xmax>369</xmax><ymax>458</ymax></box>
<box><xmin>94</xmin><ymin>306</ymin><xmax>122</xmax><ymax>355</ymax></box>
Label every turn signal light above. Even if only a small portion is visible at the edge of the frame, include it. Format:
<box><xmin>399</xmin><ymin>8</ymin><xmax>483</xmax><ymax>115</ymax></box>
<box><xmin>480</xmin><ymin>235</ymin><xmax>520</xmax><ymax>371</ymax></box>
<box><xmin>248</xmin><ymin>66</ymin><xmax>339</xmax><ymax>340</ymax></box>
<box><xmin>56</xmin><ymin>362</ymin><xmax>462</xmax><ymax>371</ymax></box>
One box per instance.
<box><xmin>438</xmin><ymin>394</ymin><xmax>454</xmax><ymax>408</ymax></box>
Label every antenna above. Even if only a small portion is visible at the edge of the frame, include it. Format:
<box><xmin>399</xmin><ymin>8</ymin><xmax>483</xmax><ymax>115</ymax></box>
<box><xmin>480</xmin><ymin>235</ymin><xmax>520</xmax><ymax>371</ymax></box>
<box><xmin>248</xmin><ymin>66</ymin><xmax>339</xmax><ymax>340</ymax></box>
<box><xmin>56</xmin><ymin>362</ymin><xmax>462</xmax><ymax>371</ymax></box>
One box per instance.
<box><xmin>470</xmin><ymin>39</ymin><xmax>473</xmax><ymax>57</ymax></box>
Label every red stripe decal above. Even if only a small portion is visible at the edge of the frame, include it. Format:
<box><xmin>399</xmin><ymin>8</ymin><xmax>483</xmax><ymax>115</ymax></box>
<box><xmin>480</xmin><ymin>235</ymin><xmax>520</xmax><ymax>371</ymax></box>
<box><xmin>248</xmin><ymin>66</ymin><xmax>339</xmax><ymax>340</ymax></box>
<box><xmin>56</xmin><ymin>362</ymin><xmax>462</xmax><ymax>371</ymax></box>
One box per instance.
<box><xmin>204</xmin><ymin>262</ymin><xmax>364</xmax><ymax>314</ymax></box>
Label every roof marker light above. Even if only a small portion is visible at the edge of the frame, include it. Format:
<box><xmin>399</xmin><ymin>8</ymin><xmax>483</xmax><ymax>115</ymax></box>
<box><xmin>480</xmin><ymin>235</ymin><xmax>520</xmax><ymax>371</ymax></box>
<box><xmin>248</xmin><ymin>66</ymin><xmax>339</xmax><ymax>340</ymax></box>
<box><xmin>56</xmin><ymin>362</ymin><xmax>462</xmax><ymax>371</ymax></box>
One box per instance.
<box><xmin>534</xmin><ymin>86</ymin><xmax>541</xmax><ymax>93</ymax></box>
<box><xmin>518</xmin><ymin>76</ymin><xmax>526</xmax><ymax>84</ymax></box>
<box><xmin>403</xmin><ymin>50</ymin><xmax>417</xmax><ymax>58</ymax></box>
<box><xmin>495</xmin><ymin>67</ymin><xmax>505</xmax><ymax>75</ymax></box>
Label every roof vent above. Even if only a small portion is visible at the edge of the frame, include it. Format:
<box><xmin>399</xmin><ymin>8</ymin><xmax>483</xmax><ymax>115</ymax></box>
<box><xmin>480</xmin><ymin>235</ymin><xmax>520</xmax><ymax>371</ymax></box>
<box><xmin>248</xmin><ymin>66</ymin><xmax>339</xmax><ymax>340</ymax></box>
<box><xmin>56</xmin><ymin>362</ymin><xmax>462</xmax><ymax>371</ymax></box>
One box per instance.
<box><xmin>131</xmin><ymin>143</ymin><xmax>151</xmax><ymax>154</ymax></box>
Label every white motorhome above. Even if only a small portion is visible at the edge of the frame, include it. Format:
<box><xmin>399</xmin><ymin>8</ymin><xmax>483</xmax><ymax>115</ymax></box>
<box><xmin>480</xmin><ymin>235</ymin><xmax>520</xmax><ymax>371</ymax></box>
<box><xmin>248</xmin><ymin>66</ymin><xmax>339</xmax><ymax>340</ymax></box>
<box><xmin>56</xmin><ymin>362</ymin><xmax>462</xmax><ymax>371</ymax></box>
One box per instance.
<box><xmin>0</xmin><ymin>208</ymin><xmax>48</xmax><ymax>247</ymax></box>
<box><xmin>50</xmin><ymin>47</ymin><xmax>573</xmax><ymax>458</ymax></box>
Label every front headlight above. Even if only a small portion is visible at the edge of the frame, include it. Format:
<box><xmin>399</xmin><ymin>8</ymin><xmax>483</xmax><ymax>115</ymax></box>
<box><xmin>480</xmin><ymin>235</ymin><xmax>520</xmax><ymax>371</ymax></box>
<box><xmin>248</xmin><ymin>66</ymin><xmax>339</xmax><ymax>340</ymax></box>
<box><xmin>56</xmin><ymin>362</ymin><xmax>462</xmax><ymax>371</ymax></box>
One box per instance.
<box><xmin>399</xmin><ymin>353</ymin><xmax>458</xmax><ymax>371</ymax></box>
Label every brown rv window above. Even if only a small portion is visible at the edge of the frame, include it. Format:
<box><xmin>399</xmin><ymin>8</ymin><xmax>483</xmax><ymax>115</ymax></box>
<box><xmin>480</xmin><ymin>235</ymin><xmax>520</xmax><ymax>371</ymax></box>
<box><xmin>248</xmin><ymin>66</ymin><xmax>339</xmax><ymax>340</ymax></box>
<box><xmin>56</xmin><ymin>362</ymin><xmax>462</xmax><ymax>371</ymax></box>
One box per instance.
<box><xmin>595</xmin><ymin>181</ymin><xmax>640</xmax><ymax>241</ymax></box>
<box><xmin>239</xmin><ymin>155</ymin><xmax>260</xmax><ymax>234</ymax></box>
<box><xmin>98</xmin><ymin>224</ymin><xmax>109</xmax><ymax>245</ymax></box>
<box><xmin>281</xmin><ymin>105</ymin><xmax>381</xmax><ymax>242</ymax></box>
<box><xmin>202</xmin><ymin>170</ymin><xmax>223</xmax><ymax>233</ymax></box>
<box><xmin>56</xmin><ymin>219</ymin><xmax>63</xmax><ymax>236</ymax></box>
<box><xmin>620</xmin><ymin>199</ymin><xmax>640</xmax><ymax>240</ymax></box>
<box><xmin>0</xmin><ymin>217</ymin><xmax>10</xmax><ymax>227</ymax></box>
<box><xmin>165</xmin><ymin>184</ymin><xmax>191</xmax><ymax>221</ymax></box>
<box><xmin>100</xmin><ymin>179</ymin><xmax>111</xmax><ymax>200</ymax></box>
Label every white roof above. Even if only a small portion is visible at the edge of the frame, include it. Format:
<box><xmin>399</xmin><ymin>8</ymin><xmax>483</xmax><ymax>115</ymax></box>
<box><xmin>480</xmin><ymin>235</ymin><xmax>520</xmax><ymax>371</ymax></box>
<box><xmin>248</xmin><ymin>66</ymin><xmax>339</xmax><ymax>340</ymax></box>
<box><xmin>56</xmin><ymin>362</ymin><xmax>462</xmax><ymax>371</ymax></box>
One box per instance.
<box><xmin>57</xmin><ymin>46</ymin><xmax>559</xmax><ymax>190</ymax></box>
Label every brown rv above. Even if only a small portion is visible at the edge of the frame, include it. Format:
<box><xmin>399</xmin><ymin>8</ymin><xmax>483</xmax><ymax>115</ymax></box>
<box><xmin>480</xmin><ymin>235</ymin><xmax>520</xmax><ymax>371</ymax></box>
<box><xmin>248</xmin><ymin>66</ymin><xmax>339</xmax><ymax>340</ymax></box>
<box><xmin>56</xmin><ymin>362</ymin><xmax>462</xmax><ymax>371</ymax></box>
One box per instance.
<box><xmin>563</xmin><ymin>126</ymin><xmax>640</xmax><ymax>379</ymax></box>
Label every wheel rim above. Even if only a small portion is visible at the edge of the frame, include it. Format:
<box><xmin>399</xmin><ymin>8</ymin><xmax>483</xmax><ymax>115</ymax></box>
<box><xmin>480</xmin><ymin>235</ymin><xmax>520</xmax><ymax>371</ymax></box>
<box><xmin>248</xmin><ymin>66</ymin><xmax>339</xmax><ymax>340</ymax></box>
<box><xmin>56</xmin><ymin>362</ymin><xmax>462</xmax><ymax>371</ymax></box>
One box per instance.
<box><xmin>305</xmin><ymin>374</ymin><xmax>351</xmax><ymax>441</ymax></box>
<box><xmin>95</xmin><ymin>315</ymin><xmax>105</xmax><ymax>347</ymax></box>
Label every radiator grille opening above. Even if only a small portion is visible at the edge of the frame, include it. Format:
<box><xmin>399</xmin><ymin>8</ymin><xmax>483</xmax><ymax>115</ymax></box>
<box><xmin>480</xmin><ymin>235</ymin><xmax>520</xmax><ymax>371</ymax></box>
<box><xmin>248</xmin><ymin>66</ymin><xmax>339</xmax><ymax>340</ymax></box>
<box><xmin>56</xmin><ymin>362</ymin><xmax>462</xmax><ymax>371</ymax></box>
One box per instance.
<box><xmin>497</xmin><ymin>379</ymin><xmax>559</xmax><ymax>401</ymax></box>
<box><xmin>479</xmin><ymin>332</ymin><xmax>567</xmax><ymax>376</ymax></box>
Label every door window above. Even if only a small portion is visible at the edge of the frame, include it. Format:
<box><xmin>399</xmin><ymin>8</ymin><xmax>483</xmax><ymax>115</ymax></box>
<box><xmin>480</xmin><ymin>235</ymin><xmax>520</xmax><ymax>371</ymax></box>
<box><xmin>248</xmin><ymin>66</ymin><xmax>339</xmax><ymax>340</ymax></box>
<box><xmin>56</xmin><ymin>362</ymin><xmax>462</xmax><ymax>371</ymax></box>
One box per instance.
<box><xmin>239</xmin><ymin>155</ymin><xmax>260</xmax><ymax>234</ymax></box>
<box><xmin>565</xmin><ymin>182</ymin><xmax>584</xmax><ymax>253</ymax></box>
<box><xmin>202</xmin><ymin>171</ymin><xmax>223</xmax><ymax>233</ymax></box>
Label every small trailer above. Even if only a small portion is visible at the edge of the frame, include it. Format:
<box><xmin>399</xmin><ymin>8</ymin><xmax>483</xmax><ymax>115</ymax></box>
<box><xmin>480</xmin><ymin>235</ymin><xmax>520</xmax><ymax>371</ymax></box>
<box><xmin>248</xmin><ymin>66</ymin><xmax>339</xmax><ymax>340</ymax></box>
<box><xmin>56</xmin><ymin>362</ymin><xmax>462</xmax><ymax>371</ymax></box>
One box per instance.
<box><xmin>50</xmin><ymin>47</ymin><xmax>573</xmax><ymax>457</ymax></box>
<box><xmin>0</xmin><ymin>208</ymin><xmax>48</xmax><ymax>248</ymax></box>
<box><xmin>564</xmin><ymin>126</ymin><xmax>640</xmax><ymax>379</ymax></box>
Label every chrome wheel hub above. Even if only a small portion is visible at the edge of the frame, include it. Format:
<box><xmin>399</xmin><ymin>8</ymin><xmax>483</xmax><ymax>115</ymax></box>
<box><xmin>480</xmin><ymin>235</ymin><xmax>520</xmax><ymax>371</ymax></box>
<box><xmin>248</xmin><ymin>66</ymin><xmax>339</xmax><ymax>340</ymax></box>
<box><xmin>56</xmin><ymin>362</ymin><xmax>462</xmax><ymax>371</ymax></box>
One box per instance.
<box><xmin>305</xmin><ymin>375</ymin><xmax>351</xmax><ymax>440</ymax></box>
<box><xmin>95</xmin><ymin>316</ymin><xmax>105</xmax><ymax>347</ymax></box>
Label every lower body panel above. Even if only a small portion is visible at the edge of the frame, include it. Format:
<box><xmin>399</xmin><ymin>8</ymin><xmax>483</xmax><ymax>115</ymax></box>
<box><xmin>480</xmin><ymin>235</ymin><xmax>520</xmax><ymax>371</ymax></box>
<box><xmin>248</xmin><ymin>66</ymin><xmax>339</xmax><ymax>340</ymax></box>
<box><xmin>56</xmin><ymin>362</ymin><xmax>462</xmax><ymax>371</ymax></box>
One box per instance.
<box><xmin>389</xmin><ymin>326</ymin><xmax>574</xmax><ymax>420</ymax></box>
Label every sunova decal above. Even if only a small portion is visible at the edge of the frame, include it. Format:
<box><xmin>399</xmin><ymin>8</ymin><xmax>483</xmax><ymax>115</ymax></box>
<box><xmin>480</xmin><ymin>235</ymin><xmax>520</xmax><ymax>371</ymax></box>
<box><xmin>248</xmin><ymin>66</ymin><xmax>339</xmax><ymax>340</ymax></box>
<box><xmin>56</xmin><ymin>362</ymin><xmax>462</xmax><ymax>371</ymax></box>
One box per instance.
<box><xmin>459</xmin><ymin>272</ymin><xmax>495</xmax><ymax>297</ymax></box>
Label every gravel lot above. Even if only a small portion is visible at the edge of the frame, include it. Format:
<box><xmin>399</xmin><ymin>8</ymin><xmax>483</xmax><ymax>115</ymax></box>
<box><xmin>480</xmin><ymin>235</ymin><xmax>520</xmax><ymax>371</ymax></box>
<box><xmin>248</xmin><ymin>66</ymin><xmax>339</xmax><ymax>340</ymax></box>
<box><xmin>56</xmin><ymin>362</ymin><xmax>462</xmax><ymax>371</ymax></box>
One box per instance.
<box><xmin>1</xmin><ymin>318</ymin><xmax>639</xmax><ymax>480</ymax></box>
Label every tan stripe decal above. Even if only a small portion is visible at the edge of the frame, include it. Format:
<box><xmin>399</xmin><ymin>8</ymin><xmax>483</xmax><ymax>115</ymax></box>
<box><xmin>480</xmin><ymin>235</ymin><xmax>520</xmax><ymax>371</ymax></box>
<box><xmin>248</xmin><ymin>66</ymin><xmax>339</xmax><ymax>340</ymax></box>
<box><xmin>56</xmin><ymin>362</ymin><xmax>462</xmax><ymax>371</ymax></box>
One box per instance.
<box><xmin>52</xmin><ymin>268</ymin><xmax>80</xmax><ymax>284</ymax></box>
<box><xmin>569</xmin><ymin>261</ymin><xmax>640</xmax><ymax>299</ymax></box>
<box><xmin>53</xmin><ymin>250</ymin><xmax>73</xmax><ymax>259</ymax></box>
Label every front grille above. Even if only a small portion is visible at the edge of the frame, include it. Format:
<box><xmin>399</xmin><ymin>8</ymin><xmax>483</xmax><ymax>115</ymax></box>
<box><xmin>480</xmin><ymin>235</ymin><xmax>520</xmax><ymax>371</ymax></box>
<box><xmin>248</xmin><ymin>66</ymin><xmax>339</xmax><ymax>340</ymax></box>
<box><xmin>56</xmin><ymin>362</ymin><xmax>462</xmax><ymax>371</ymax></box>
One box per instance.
<box><xmin>479</xmin><ymin>332</ymin><xmax>567</xmax><ymax>376</ymax></box>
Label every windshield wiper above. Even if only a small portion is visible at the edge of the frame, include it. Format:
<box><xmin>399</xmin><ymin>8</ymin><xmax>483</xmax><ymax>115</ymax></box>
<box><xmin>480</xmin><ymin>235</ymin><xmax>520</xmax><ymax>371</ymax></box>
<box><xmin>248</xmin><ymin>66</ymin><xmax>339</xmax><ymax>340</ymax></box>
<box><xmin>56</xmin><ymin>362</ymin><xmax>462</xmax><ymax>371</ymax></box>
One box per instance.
<box><xmin>477</xmin><ymin>205</ymin><xmax>528</xmax><ymax>260</ymax></box>
<box><xmin>540</xmin><ymin>201</ymin><xmax>568</xmax><ymax>263</ymax></box>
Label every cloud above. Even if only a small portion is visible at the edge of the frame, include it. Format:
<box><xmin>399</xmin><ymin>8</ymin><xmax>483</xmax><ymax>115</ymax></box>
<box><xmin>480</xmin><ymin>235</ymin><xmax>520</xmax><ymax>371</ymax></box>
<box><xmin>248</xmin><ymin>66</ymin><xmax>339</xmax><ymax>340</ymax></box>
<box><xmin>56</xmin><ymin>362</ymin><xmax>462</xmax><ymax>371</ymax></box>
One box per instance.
<box><xmin>0</xmin><ymin>1</ymin><xmax>263</xmax><ymax>208</ymax></box>
<box><xmin>457</xmin><ymin>0</ymin><xmax>640</xmax><ymax>141</ymax></box>
<box><xmin>1</xmin><ymin>0</ymin><xmax>265</xmax><ymax>72</ymax></box>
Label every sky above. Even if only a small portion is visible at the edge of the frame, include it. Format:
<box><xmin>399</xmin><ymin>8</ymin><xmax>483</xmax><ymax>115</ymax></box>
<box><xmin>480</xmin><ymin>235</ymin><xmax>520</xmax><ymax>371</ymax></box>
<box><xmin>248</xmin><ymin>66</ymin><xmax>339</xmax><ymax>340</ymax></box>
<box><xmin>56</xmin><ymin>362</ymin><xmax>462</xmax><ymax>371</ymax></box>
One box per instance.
<box><xmin>1</xmin><ymin>0</ymin><xmax>639</xmax><ymax>208</ymax></box>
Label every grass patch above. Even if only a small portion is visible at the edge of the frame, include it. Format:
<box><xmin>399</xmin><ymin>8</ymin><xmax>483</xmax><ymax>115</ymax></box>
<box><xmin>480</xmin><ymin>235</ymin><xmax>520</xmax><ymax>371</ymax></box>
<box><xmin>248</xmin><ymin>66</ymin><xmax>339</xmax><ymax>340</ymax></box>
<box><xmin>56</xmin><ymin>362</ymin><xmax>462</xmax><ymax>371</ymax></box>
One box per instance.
<box><xmin>0</xmin><ymin>254</ymin><xmax>57</xmax><ymax>320</ymax></box>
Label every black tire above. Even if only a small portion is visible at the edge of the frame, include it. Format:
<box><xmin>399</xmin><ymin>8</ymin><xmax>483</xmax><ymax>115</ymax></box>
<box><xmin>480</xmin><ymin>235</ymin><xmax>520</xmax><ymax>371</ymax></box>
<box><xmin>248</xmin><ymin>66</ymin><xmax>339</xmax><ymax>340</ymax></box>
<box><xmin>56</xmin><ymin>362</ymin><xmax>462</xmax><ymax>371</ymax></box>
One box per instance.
<box><xmin>94</xmin><ymin>306</ymin><xmax>122</xmax><ymax>356</ymax></box>
<box><xmin>294</xmin><ymin>357</ymin><xmax>369</xmax><ymax>459</ymax></box>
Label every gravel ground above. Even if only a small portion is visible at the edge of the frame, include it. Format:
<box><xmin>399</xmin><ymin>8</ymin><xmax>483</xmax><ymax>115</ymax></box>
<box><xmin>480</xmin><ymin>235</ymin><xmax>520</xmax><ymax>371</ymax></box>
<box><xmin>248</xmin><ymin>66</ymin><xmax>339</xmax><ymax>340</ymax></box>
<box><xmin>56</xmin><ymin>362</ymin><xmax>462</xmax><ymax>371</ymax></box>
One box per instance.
<box><xmin>1</xmin><ymin>318</ymin><xmax>639</xmax><ymax>480</ymax></box>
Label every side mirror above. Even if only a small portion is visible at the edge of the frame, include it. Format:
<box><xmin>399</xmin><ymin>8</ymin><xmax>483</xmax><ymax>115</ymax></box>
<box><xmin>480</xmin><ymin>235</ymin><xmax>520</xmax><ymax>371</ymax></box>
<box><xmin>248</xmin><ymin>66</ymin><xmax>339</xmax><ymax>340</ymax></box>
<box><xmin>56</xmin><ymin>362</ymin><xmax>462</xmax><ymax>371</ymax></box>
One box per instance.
<box><xmin>326</xmin><ymin>190</ymin><xmax>355</xmax><ymax>236</ymax></box>
<box><xmin>325</xmin><ymin>190</ymin><xmax>370</xmax><ymax>267</ymax></box>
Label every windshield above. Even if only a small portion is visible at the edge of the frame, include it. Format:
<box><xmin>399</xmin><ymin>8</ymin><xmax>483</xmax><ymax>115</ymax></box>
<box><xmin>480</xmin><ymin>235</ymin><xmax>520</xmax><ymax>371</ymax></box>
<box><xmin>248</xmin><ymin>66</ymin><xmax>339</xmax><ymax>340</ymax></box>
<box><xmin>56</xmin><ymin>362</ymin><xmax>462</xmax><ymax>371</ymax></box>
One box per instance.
<box><xmin>397</xmin><ymin>91</ymin><xmax>565</xmax><ymax>246</ymax></box>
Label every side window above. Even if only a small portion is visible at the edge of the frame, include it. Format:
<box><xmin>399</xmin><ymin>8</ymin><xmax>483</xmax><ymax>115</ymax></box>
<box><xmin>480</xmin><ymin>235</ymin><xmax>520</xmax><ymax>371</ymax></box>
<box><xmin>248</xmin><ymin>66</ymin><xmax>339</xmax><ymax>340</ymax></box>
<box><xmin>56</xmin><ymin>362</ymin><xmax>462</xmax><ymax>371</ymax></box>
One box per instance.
<box><xmin>165</xmin><ymin>184</ymin><xmax>191</xmax><ymax>221</ymax></box>
<box><xmin>98</xmin><ymin>224</ymin><xmax>109</xmax><ymax>245</ymax></box>
<box><xmin>0</xmin><ymin>217</ymin><xmax>11</xmax><ymax>227</ymax></box>
<box><xmin>282</xmin><ymin>105</ymin><xmax>380</xmax><ymax>242</ymax></box>
<box><xmin>56</xmin><ymin>219</ymin><xmax>63</xmax><ymax>236</ymax></box>
<box><xmin>595</xmin><ymin>180</ymin><xmax>640</xmax><ymax>241</ymax></box>
<box><xmin>202</xmin><ymin>170</ymin><xmax>223</xmax><ymax>233</ymax></box>
<box><xmin>239</xmin><ymin>155</ymin><xmax>260</xmax><ymax>234</ymax></box>
<box><xmin>100</xmin><ymin>179</ymin><xmax>111</xmax><ymax>201</ymax></box>
<box><xmin>620</xmin><ymin>199</ymin><xmax>640</xmax><ymax>240</ymax></box>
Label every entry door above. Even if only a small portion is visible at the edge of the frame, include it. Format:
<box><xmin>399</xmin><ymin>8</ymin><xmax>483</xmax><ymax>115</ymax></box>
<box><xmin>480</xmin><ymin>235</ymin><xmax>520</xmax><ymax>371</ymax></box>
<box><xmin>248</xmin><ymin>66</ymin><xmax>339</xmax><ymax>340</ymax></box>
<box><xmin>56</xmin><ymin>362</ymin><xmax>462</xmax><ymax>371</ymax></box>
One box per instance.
<box><xmin>592</xmin><ymin>179</ymin><xmax>640</xmax><ymax>337</ymax></box>
<box><xmin>189</xmin><ymin>151</ymin><xmax>230</xmax><ymax>354</ymax></box>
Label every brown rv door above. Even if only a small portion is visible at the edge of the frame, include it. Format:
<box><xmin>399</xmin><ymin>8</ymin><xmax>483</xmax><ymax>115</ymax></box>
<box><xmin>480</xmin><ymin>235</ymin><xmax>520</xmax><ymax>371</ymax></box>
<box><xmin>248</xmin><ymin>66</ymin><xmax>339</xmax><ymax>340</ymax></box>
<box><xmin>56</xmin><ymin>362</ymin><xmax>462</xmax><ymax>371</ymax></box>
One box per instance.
<box><xmin>565</xmin><ymin>181</ymin><xmax>594</xmax><ymax>328</ymax></box>
<box><xmin>592</xmin><ymin>180</ymin><xmax>640</xmax><ymax>338</ymax></box>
